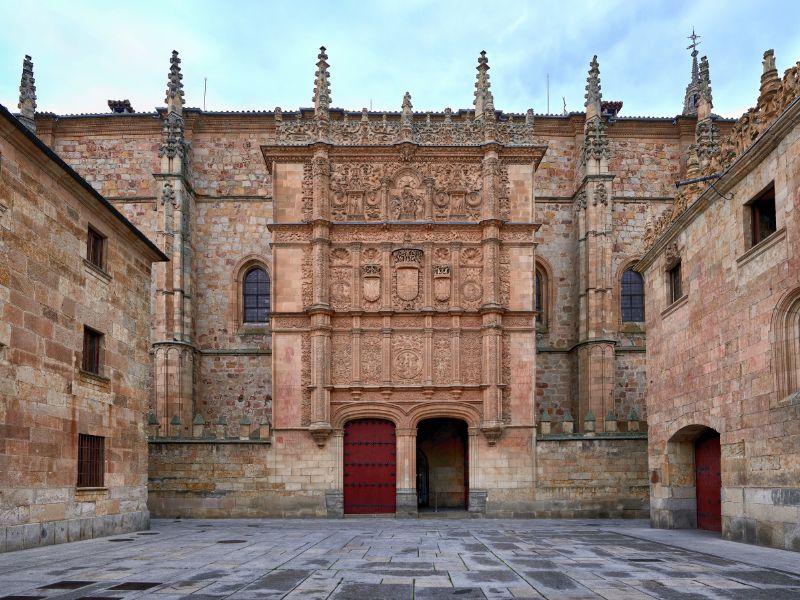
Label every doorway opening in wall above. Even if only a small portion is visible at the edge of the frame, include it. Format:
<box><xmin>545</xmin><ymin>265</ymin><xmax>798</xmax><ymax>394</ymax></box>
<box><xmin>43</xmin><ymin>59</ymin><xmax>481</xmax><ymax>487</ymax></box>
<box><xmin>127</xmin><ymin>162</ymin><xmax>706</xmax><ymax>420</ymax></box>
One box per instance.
<box><xmin>416</xmin><ymin>418</ymin><xmax>468</xmax><ymax>513</ymax></box>
<box><xmin>343</xmin><ymin>419</ymin><xmax>396</xmax><ymax>515</ymax></box>
<box><xmin>695</xmin><ymin>429</ymin><xmax>722</xmax><ymax>532</ymax></box>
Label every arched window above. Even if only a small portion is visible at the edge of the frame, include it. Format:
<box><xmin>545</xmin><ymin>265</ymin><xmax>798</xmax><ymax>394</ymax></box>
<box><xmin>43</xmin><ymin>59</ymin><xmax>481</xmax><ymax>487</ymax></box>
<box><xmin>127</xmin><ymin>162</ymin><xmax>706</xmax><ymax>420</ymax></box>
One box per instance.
<box><xmin>774</xmin><ymin>289</ymin><xmax>800</xmax><ymax>399</ymax></box>
<box><xmin>535</xmin><ymin>270</ymin><xmax>543</xmax><ymax>314</ymax></box>
<box><xmin>620</xmin><ymin>268</ymin><xmax>644</xmax><ymax>322</ymax></box>
<box><xmin>243</xmin><ymin>267</ymin><xmax>270</xmax><ymax>323</ymax></box>
<box><xmin>534</xmin><ymin>261</ymin><xmax>550</xmax><ymax>329</ymax></box>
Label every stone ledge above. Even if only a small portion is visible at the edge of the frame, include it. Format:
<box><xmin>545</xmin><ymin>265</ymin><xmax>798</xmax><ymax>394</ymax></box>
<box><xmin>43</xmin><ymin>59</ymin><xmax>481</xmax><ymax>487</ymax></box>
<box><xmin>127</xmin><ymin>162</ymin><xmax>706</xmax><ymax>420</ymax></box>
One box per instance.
<box><xmin>148</xmin><ymin>438</ymin><xmax>272</xmax><ymax>444</ymax></box>
<box><xmin>736</xmin><ymin>226</ymin><xmax>786</xmax><ymax>267</ymax></box>
<box><xmin>0</xmin><ymin>510</ymin><xmax>149</xmax><ymax>553</ymax></box>
<box><xmin>537</xmin><ymin>433</ymin><xmax>648</xmax><ymax>441</ymax></box>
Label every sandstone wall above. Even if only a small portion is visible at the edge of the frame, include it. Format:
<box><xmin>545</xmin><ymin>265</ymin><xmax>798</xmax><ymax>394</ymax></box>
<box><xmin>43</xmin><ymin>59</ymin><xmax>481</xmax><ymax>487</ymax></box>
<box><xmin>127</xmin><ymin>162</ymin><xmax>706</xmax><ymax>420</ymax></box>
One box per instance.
<box><xmin>643</xmin><ymin>113</ymin><xmax>800</xmax><ymax>550</ymax></box>
<box><xmin>0</xmin><ymin>114</ymin><xmax>160</xmax><ymax>551</ymax></box>
<box><xmin>534</xmin><ymin>437</ymin><xmax>649</xmax><ymax>518</ymax></box>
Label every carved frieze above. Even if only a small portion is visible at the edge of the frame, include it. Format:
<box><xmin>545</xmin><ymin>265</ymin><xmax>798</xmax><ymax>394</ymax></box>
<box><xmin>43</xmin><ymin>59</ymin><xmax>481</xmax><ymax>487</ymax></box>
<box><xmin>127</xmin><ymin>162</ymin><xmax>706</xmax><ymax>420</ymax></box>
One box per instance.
<box><xmin>433</xmin><ymin>332</ymin><xmax>452</xmax><ymax>385</ymax></box>
<box><xmin>460</xmin><ymin>333</ymin><xmax>482</xmax><ymax>385</ymax></box>
<box><xmin>301</xmin><ymin>247</ymin><xmax>313</xmax><ymax>308</ymax></box>
<box><xmin>331</xmin><ymin>335</ymin><xmax>351</xmax><ymax>385</ymax></box>
<box><xmin>329</xmin><ymin>267</ymin><xmax>351</xmax><ymax>310</ymax></box>
<box><xmin>300</xmin><ymin>333</ymin><xmax>311</xmax><ymax>426</ymax></box>
<box><xmin>360</xmin><ymin>334</ymin><xmax>382</xmax><ymax>383</ymax></box>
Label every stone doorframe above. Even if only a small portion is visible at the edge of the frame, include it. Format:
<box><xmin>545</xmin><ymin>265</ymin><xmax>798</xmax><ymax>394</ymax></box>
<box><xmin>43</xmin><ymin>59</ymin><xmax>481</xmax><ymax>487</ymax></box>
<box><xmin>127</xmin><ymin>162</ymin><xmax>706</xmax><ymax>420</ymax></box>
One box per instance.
<box><xmin>325</xmin><ymin>403</ymin><xmax>485</xmax><ymax>518</ymax></box>
<box><xmin>650</xmin><ymin>423</ymin><xmax>721</xmax><ymax>529</ymax></box>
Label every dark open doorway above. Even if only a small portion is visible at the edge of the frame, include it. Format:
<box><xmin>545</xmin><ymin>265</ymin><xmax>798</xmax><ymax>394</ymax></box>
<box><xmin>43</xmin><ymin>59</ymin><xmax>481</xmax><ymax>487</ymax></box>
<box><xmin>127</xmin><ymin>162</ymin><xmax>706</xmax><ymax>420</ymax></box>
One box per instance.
<box><xmin>416</xmin><ymin>418</ymin><xmax>468</xmax><ymax>510</ymax></box>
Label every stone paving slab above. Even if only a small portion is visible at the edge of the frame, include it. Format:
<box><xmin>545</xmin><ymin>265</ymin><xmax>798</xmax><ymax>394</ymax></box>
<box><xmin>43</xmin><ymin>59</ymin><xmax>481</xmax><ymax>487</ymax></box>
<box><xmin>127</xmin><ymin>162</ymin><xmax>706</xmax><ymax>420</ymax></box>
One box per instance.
<box><xmin>0</xmin><ymin>519</ymin><xmax>799</xmax><ymax>599</ymax></box>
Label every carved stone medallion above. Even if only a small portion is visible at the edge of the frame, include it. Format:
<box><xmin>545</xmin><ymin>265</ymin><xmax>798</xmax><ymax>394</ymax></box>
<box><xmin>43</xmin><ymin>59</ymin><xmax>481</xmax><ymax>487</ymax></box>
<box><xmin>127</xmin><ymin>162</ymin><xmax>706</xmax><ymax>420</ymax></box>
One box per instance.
<box><xmin>394</xmin><ymin>349</ymin><xmax>422</xmax><ymax>380</ymax></box>
<box><xmin>462</xmin><ymin>279</ymin><xmax>483</xmax><ymax>302</ymax></box>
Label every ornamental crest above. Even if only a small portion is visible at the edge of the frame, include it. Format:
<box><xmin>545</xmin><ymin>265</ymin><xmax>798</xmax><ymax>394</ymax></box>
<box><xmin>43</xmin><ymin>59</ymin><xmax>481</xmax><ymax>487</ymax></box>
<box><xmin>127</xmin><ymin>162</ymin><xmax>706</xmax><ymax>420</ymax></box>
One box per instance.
<box><xmin>433</xmin><ymin>265</ymin><xmax>451</xmax><ymax>301</ymax></box>
<box><xmin>361</xmin><ymin>264</ymin><xmax>381</xmax><ymax>303</ymax></box>
<box><xmin>393</xmin><ymin>248</ymin><xmax>423</xmax><ymax>302</ymax></box>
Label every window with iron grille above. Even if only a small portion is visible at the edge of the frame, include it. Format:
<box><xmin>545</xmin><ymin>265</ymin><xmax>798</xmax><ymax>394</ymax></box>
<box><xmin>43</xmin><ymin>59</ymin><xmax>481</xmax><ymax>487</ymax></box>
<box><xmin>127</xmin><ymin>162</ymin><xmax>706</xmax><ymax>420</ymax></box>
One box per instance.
<box><xmin>668</xmin><ymin>262</ymin><xmax>683</xmax><ymax>305</ymax></box>
<box><xmin>243</xmin><ymin>267</ymin><xmax>270</xmax><ymax>323</ymax></box>
<box><xmin>621</xmin><ymin>269</ymin><xmax>645</xmax><ymax>322</ymax></box>
<box><xmin>82</xmin><ymin>326</ymin><xmax>103</xmax><ymax>374</ymax></box>
<box><xmin>86</xmin><ymin>226</ymin><xmax>105</xmax><ymax>270</ymax></box>
<box><xmin>749</xmin><ymin>184</ymin><xmax>776</xmax><ymax>248</ymax></box>
<box><xmin>77</xmin><ymin>433</ymin><xmax>104</xmax><ymax>487</ymax></box>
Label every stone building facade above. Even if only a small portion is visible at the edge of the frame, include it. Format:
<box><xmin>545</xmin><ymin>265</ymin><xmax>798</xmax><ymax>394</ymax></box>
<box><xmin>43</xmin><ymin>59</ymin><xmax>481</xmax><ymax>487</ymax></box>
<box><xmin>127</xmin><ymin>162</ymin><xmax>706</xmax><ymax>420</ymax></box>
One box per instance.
<box><xmin>639</xmin><ymin>51</ymin><xmax>800</xmax><ymax>551</ymax></box>
<box><xmin>0</xmin><ymin>96</ymin><xmax>167</xmax><ymax>551</ymax></box>
<box><xmin>11</xmin><ymin>41</ymin><xmax>793</xmax><ymax>524</ymax></box>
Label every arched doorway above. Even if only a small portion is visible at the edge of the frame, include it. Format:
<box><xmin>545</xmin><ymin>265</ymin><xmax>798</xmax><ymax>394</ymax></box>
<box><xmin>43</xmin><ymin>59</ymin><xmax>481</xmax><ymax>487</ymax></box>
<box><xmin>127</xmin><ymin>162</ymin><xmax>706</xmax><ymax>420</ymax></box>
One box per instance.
<box><xmin>695</xmin><ymin>430</ymin><xmax>721</xmax><ymax>532</ymax></box>
<box><xmin>660</xmin><ymin>424</ymin><xmax>721</xmax><ymax>532</ymax></box>
<box><xmin>416</xmin><ymin>418</ymin><xmax>468</xmax><ymax>511</ymax></box>
<box><xmin>343</xmin><ymin>419</ymin><xmax>396</xmax><ymax>514</ymax></box>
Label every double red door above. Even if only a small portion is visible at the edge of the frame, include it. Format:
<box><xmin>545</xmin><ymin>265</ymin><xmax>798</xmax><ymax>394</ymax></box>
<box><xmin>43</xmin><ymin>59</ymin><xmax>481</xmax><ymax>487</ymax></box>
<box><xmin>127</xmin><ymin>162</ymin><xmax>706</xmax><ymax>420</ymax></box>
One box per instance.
<box><xmin>695</xmin><ymin>432</ymin><xmax>721</xmax><ymax>532</ymax></box>
<box><xmin>343</xmin><ymin>419</ymin><xmax>396</xmax><ymax>514</ymax></box>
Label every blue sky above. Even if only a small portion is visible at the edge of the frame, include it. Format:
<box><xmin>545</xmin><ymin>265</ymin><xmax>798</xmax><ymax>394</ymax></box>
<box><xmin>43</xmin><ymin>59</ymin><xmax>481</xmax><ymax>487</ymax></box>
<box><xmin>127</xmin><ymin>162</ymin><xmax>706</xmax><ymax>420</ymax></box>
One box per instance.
<box><xmin>1</xmin><ymin>0</ymin><xmax>799</xmax><ymax>118</ymax></box>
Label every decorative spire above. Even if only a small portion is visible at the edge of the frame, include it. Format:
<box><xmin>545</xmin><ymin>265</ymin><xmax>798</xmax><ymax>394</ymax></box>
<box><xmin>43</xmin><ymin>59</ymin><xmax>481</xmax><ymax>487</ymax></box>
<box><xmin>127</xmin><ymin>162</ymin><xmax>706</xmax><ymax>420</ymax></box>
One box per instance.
<box><xmin>165</xmin><ymin>50</ymin><xmax>184</xmax><ymax>114</ymax></box>
<box><xmin>313</xmin><ymin>46</ymin><xmax>331</xmax><ymax>120</ymax></box>
<box><xmin>474</xmin><ymin>50</ymin><xmax>492</xmax><ymax>119</ymax></box>
<box><xmin>697</xmin><ymin>55</ymin><xmax>713</xmax><ymax>120</ymax></box>
<box><xmin>160</xmin><ymin>50</ymin><xmax>186</xmax><ymax>160</ymax></box>
<box><xmin>683</xmin><ymin>28</ymin><xmax>702</xmax><ymax>116</ymax></box>
<box><xmin>758</xmin><ymin>49</ymin><xmax>782</xmax><ymax>121</ymax></box>
<box><xmin>17</xmin><ymin>55</ymin><xmax>37</xmax><ymax>132</ymax></box>
<box><xmin>583</xmin><ymin>55</ymin><xmax>609</xmax><ymax>162</ymax></box>
<box><xmin>584</xmin><ymin>55</ymin><xmax>602</xmax><ymax>120</ymax></box>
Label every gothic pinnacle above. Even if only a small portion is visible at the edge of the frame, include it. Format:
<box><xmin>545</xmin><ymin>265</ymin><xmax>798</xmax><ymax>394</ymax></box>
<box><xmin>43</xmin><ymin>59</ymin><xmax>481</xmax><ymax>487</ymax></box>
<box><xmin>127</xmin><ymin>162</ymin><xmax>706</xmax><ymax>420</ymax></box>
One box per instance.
<box><xmin>584</xmin><ymin>55</ymin><xmax>602</xmax><ymax>120</ymax></box>
<box><xmin>18</xmin><ymin>54</ymin><xmax>37</xmax><ymax>132</ymax></box>
<box><xmin>165</xmin><ymin>50</ymin><xmax>184</xmax><ymax>113</ymax></box>
<box><xmin>697</xmin><ymin>55</ymin><xmax>713</xmax><ymax>120</ymax></box>
<box><xmin>474</xmin><ymin>50</ymin><xmax>492</xmax><ymax>119</ymax></box>
<box><xmin>313</xmin><ymin>46</ymin><xmax>331</xmax><ymax>120</ymax></box>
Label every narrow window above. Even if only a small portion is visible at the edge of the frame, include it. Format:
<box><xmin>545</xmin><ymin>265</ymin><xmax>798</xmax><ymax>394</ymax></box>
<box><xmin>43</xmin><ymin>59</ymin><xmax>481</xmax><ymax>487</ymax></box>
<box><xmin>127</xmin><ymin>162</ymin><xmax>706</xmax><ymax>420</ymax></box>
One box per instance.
<box><xmin>749</xmin><ymin>184</ymin><xmax>776</xmax><ymax>247</ymax></box>
<box><xmin>535</xmin><ymin>270</ymin><xmax>543</xmax><ymax>314</ymax></box>
<box><xmin>87</xmin><ymin>226</ymin><xmax>105</xmax><ymax>269</ymax></box>
<box><xmin>621</xmin><ymin>269</ymin><xmax>645</xmax><ymax>322</ymax></box>
<box><xmin>668</xmin><ymin>262</ymin><xmax>683</xmax><ymax>304</ymax></box>
<box><xmin>82</xmin><ymin>326</ymin><xmax>103</xmax><ymax>374</ymax></box>
<box><xmin>77</xmin><ymin>434</ymin><xmax>104</xmax><ymax>487</ymax></box>
<box><xmin>243</xmin><ymin>267</ymin><xmax>270</xmax><ymax>323</ymax></box>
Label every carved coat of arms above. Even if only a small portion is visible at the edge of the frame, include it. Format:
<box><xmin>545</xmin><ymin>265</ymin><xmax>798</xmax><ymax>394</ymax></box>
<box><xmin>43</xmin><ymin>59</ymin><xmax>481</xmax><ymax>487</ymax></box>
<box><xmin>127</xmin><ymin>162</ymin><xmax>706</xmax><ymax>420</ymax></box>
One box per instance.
<box><xmin>393</xmin><ymin>248</ymin><xmax>423</xmax><ymax>302</ymax></box>
<box><xmin>433</xmin><ymin>265</ymin><xmax>451</xmax><ymax>301</ymax></box>
<box><xmin>361</xmin><ymin>265</ymin><xmax>381</xmax><ymax>302</ymax></box>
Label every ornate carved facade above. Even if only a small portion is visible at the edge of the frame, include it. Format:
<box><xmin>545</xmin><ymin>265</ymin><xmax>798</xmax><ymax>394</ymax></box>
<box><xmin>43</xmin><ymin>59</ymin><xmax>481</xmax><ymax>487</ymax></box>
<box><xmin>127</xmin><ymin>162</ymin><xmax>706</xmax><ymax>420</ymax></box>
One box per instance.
<box><xmin>12</xmin><ymin>39</ymin><xmax>795</xmax><ymax>521</ymax></box>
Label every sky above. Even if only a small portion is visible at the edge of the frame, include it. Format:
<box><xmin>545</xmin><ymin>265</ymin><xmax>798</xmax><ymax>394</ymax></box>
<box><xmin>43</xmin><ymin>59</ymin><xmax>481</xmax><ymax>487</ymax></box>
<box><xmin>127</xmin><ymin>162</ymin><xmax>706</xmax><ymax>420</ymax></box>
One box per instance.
<box><xmin>1</xmin><ymin>0</ymin><xmax>799</xmax><ymax>119</ymax></box>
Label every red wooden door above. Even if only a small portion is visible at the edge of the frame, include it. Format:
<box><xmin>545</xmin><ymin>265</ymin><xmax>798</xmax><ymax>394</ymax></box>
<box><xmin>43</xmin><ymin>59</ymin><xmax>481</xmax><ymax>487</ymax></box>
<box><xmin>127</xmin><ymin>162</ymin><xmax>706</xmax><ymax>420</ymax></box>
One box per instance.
<box><xmin>695</xmin><ymin>432</ymin><xmax>721</xmax><ymax>532</ymax></box>
<box><xmin>343</xmin><ymin>419</ymin><xmax>396</xmax><ymax>514</ymax></box>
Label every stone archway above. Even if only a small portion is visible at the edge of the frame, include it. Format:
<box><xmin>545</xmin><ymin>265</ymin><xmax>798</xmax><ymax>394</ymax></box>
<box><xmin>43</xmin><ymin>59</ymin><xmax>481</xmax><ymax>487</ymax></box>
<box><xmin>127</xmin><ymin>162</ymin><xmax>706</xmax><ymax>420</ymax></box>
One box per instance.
<box><xmin>653</xmin><ymin>424</ymin><xmax>721</xmax><ymax>531</ymax></box>
<box><xmin>416</xmin><ymin>418</ymin><xmax>468</xmax><ymax>511</ymax></box>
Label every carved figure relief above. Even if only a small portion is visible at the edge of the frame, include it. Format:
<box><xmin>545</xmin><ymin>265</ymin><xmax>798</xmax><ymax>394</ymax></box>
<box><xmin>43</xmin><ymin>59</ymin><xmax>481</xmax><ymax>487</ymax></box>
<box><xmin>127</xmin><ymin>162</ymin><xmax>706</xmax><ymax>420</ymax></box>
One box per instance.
<box><xmin>433</xmin><ymin>333</ymin><xmax>452</xmax><ymax>385</ymax></box>
<box><xmin>392</xmin><ymin>248</ymin><xmax>423</xmax><ymax>309</ymax></box>
<box><xmin>390</xmin><ymin>169</ymin><xmax>424</xmax><ymax>220</ymax></box>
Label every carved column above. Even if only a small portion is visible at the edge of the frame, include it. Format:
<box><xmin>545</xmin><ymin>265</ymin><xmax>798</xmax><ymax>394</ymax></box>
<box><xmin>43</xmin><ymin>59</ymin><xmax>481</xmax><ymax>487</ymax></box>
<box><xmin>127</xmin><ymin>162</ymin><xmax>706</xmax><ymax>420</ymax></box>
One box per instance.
<box><xmin>423</xmin><ymin>176</ymin><xmax>434</xmax><ymax>220</ymax></box>
<box><xmin>311</xmin><ymin>147</ymin><xmax>330</xmax><ymax>221</ymax></box>
<box><xmin>481</xmin><ymin>150</ymin><xmax>499</xmax><ymax>220</ymax></box>
<box><xmin>451</xmin><ymin>242</ymin><xmax>462</xmax><ymax>308</ymax></box>
<box><xmin>480</xmin><ymin>311</ymin><xmax>504</xmax><ymax>444</ymax></box>
<box><xmin>396</xmin><ymin>427</ymin><xmax>418</xmax><ymax>516</ymax></box>
<box><xmin>381</xmin><ymin>317</ymin><xmax>392</xmax><ymax>386</ymax></box>
<box><xmin>311</xmin><ymin>222</ymin><xmax>330</xmax><ymax>308</ymax></box>
<box><xmin>309</xmin><ymin>311</ymin><xmax>332</xmax><ymax>445</ymax></box>
<box><xmin>451</xmin><ymin>316</ymin><xmax>461</xmax><ymax>385</ymax></box>
<box><xmin>467</xmin><ymin>427</ymin><xmax>487</xmax><ymax>514</ymax></box>
<box><xmin>424</xmin><ymin>315</ymin><xmax>433</xmax><ymax>386</ymax></box>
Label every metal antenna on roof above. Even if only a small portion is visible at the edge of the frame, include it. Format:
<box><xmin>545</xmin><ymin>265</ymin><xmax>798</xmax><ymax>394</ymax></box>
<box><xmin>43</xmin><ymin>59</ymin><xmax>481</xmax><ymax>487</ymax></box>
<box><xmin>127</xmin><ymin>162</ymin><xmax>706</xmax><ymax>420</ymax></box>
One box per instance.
<box><xmin>203</xmin><ymin>77</ymin><xmax>207</xmax><ymax>111</ymax></box>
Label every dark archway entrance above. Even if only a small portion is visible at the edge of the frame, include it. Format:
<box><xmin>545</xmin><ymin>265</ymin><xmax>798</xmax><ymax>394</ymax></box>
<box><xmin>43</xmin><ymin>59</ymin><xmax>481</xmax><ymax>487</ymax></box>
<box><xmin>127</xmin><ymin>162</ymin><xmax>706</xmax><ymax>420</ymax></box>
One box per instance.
<box><xmin>343</xmin><ymin>419</ymin><xmax>396</xmax><ymax>514</ymax></box>
<box><xmin>695</xmin><ymin>430</ymin><xmax>722</xmax><ymax>532</ymax></box>
<box><xmin>416</xmin><ymin>418</ymin><xmax>468</xmax><ymax>510</ymax></box>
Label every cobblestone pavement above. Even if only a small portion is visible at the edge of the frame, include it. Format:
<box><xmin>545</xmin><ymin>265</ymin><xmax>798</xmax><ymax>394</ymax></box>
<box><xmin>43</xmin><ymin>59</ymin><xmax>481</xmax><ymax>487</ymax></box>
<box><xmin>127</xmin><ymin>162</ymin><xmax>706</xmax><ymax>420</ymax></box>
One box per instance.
<box><xmin>1</xmin><ymin>519</ymin><xmax>799</xmax><ymax>600</ymax></box>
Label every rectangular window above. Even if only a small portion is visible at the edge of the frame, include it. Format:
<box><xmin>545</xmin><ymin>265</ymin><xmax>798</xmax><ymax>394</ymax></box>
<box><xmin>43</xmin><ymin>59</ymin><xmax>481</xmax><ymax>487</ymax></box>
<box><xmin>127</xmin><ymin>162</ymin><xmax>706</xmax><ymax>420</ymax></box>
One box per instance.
<box><xmin>749</xmin><ymin>184</ymin><xmax>776</xmax><ymax>247</ymax></box>
<box><xmin>668</xmin><ymin>262</ymin><xmax>682</xmax><ymax>304</ymax></box>
<box><xmin>87</xmin><ymin>226</ymin><xmax>105</xmax><ymax>270</ymax></box>
<box><xmin>77</xmin><ymin>433</ymin><xmax>104</xmax><ymax>487</ymax></box>
<box><xmin>82</xmin><ymin>326</ymin><xmax>102</xmax><ymax>374</ymax></box>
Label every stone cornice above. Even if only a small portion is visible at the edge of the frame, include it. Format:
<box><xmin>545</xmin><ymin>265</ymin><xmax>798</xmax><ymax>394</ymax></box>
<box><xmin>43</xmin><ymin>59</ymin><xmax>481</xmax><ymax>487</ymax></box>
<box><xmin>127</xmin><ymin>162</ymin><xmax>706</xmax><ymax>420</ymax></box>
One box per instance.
<box><xmin>638</xmin><ymin>95</ymin><xmax>800</xmax><ymax>272</ymax></box>
<box><xmin>261</xmin><ymin>142</ymin><xmax>548</xmax><ymax>171</ymax></box>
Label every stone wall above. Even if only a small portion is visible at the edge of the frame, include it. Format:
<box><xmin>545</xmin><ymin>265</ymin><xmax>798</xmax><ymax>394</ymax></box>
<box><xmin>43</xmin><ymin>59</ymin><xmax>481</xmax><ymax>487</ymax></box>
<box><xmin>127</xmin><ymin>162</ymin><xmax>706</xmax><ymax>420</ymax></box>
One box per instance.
<box><xmin>0</xmin><ymin>109</ymin><xmax>161</xmax><ymax>551</ymax></box>
<box><xmin>534</xmin><ymin>437</ymin><xmax>650</xmax><ymax>518</ymax></box>
<box><xmin>641</xmin><ymin>98</ymin><xmax>800</xmax><ymax>550</ymax></box>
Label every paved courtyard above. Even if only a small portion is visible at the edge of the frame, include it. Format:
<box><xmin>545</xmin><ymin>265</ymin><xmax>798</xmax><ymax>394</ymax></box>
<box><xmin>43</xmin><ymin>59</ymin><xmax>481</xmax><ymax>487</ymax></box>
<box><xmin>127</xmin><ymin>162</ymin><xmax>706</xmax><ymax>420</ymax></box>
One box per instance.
<box><xmin>1</xmin><ymin>519</ymin><xmax>799</xmax><ymax>600</ymax></box>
